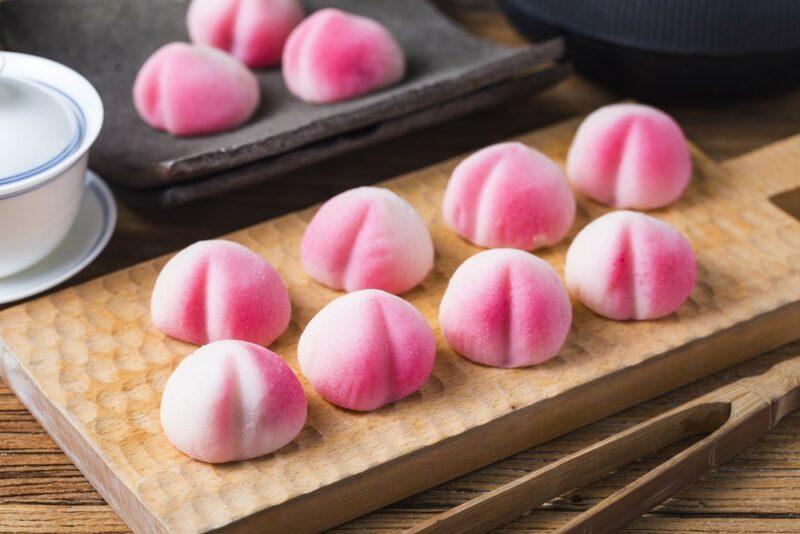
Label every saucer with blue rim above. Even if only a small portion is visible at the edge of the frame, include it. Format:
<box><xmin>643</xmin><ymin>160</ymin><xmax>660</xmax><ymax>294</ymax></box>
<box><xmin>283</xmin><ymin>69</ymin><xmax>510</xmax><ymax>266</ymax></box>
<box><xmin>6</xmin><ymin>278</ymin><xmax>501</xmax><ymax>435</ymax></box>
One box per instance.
<box><xmin>0</xmin><ymin>170</ymin><xmax>116</xmax><ymax>305</ymax></box>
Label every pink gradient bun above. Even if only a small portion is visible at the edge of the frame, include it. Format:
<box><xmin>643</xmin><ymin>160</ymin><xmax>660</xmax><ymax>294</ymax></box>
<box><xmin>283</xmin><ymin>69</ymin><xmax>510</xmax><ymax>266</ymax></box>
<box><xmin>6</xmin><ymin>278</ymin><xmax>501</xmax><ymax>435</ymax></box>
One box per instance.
<box><xmin>160</xmin><ymin>340</ymin><xmax>307</xmax><ymax>463</ymax></box>
<box><xmin>566</xmin><ymin>103</ymin><xmax>692</xmax><ymax>209</ymax></box>
<box><xmin>439</xmin><ymin>249</ymin><xmax>572</xmax><ymax>368</ymax></box>
<box><xmin>297</xmin><ymin>289</ymin><xmax>436</xmax><ymax>411</ymax></box>
<box><xmin>151</xmin><ymin>239</ymin><xmax>291</xmax><ymax>346</ymax></box>
<box><xmin>565</xmin><ymin>211</ymin><xmax>696</xmax><ymax>321</ymax></box>
<box><xmin>300</xmin><ymin>186</ymin><xmax>434</xmax><ymax>294</ymax></box>
<box><xmin>442</xmin><ymin>142</ymin><xmax>576</xmax><ymax>250</ymax></box>
<box><xmin>133</xmin><ymin>42</ymin><xmax>260</xmax><ymax>136</ymax></box>
<box><xmin>187</xmin><ymin>0</ymin><xmax>304</xmax><ymax>67</ymax></box>
<box><xmin>282</xmin><ymin>8</ymin><xmax>405</xmax><ymax>103</ymax></box>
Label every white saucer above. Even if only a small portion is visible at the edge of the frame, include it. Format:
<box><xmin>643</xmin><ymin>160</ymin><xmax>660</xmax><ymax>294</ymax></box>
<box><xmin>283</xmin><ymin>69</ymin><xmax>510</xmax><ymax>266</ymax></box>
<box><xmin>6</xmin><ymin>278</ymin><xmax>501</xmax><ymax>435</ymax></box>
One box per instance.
<box><xmin>0</xmin><ymin>171</ymin><xmax>116</xmax><ymax>305</ymax></box>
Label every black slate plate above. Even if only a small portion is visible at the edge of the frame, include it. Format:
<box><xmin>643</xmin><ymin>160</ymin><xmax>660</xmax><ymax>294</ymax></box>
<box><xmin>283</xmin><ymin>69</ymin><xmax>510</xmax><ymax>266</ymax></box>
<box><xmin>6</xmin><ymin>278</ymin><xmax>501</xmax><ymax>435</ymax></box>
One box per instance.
<box><xmin>0</xmin><ymin>0</ymin><xmax>565</xmax><ymax>206</ymax></box>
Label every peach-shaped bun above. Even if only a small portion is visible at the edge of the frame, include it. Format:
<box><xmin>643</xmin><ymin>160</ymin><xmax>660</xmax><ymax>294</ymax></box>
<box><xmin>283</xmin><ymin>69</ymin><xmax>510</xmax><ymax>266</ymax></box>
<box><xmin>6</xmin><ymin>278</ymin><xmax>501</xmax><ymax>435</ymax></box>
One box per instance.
<box><xmin>300</xmin><ymin>186</ymin><xmax>434</xmax><ymax>294</ymax></box>
<box><xmin>297</xmin><ymin>289</ymin><xmax>436</xmax><ymax>411</ymax></box>
<box><xmin>442</xmin><ymin>142</ymin><xmax>576</xmax><ymax>250</ymax></box>
<box><xmin>439</xmin><ymin>249</ymin><xmax>572</xmax><ymax>368</ymax></box>
<box><xmin>282</xmin><ymin>8</ymin><xmax>405</xmax><ymax>103</ymax></box>
<box><xmin>160</xmin><ymin>340</ymin><xmax>307</xmax><ymax>463</ymax></box>
<box><xmin>133</xmin><ymin>42</ymin><xmax>260</xmax><ymax>136</ymax></box>
<box><xmin>187</xmin><ymin>0</ymin><xmax>304</xmax><ymax>67</ymax></box>
<box><xmin>566</xmin><ymin>103</ymin><xmax>692</xmax><ymax>209</ymax></box>
<box><xmin>151</xmin><ymin>239</ymin><xmax>291</xmax><ymax>346</ymax></box>
<box><xmin>565</xmin><ymin>211</ymin><xmax>696</xmax><ymax>321</ymax></box>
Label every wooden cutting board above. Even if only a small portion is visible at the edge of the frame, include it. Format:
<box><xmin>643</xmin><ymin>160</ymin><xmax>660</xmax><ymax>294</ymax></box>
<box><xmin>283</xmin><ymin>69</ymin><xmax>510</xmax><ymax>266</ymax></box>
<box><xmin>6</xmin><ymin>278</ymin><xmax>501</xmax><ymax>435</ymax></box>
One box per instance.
<box><xmin>2</xmin><ymin>116</ymin><xmax>800</xmax><ymax>534</ymax></box>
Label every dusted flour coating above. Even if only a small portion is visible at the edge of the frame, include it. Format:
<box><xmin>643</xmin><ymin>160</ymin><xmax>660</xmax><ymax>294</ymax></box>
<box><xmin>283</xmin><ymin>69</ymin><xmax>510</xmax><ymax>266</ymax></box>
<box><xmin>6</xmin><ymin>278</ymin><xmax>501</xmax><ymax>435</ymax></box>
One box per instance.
<box><xmin>133</xmin><ymin>42</ymin><xmax>260</xmax><ymax>136</ymax></box>
<box><xmin>297</xmin><ymin>289</ymin><xmax>436</xmax><ymax>411</ymax></box>
<box><xmin>443</xmin><ymin>142</ymin><xmax>575</xmax><ymax>250</ymax></box>
<box><xmin>151</xmin><ymin>240</ymin><xmax>290</xmax><ymax>346</ymax></box>
<box><xmin>565</xmin><ymin>211</ymin><xmax>696</xmax><ymax>320</ymax></box>
<box><xmin>282</xmin><ymin>8</ymin><xmax>405</xmax><ymax>103</ymax></box>
<box><xmin>187</xmin><ymin>0</ymin><xmax>304</xmax><ymax>67</ymax></box>
<box><xmin>567</xmin><ymin>103</ymin><xmax>691</xmax><ymax>209</ymax></box>
<box><xmin>439</xmin><ymin>249</ymin><xmax>572</xmax><ymax>368</ymax></box>
<box><xmin>160</xmin><ymin>340</ymin><xmax>307</xmax><ymax>463</ymax></box>
<box><xmin>301</xmin><ymin>186</ymin><xmax>433</xmax><ymax>295</ymax></box>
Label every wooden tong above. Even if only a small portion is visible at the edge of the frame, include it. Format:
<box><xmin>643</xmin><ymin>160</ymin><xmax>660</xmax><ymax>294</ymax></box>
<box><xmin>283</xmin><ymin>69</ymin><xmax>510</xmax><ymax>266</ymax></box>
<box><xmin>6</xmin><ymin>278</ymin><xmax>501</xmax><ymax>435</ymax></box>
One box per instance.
<box><xmin>407</xmin><ymin>352</ymin><xmax>800</xmax><ymax>534</ymax></box>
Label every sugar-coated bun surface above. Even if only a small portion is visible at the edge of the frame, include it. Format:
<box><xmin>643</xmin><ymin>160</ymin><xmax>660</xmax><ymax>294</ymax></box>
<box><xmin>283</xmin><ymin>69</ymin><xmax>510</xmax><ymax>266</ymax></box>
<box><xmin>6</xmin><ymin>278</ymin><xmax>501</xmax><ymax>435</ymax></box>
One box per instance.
<box><xmin>567</xmin><ymin>103</ymin><xmax>691</xmax><ymax>209</ymax></box>
<box><xmin>187</xmin><ymin>0</ymin><xmax>304</xmax><ymax>67</ymax></box>
<box><xmin>443</xmin><ymin>142</ymin><xmax>576</xmax><ymax>250</ymax></box>
<box><xmin>160</xmin><ymin>340</ymin><xmax>307</xmax><ymax>463</ymax></box>
<box><xmin>439</xmin><ymin>249</ymin><xmax>572</xmax><ymax>368</ymax></box>
<box><xmin>282</xmin><ymin>8</ymin><xmax>405</xmax><ymax>103</ymax></box>
<box><xmin>133</xmin><ymin>42</ymin><xmax>260</xmax><ymax>136</ymax></box>
<box><xmin>301</xmin><ymin>187</ymin><xmax>433</xmax><ymax>294</ymax></box>
<box><xmin>151</xmin><ymin>240</ymin><xmax>290</xmax><ymax>346</ymax></box>
<box><xmin>297</xmin><ymin>289</ymin><xmax>436</xmax><ymax>411</ymax></box>
<box><xmin>565</xmin><ymin>211</ymin><xmax>696</xmax><ymax>321</ymax></box>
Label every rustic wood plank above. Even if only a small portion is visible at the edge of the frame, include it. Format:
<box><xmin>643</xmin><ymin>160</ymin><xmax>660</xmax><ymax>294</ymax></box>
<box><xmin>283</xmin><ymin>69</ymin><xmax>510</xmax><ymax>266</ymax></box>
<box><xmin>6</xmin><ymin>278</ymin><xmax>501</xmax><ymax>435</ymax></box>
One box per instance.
<box><xmin>3</xmin><ymin>107</ymin><xmax>799</xmax><ymax>532</ymax></box>
<box><xmin>335</xmin><ymin>345</ymin><xmax>800</xmax><ymax>533</ymax></box>
<box><xmin>3</xmin><ymin>346</ymin><xmax>800</xmax><ymax>533</ymax></box>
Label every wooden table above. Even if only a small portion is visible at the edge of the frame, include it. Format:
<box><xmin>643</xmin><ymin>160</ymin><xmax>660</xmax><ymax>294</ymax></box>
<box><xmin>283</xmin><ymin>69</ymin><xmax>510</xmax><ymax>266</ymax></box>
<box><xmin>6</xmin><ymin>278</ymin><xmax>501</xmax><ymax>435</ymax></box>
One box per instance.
<box><xmin>3</xmin><ymin>5</ymin><xmax>800</xmax><ymax>532</ymax></box>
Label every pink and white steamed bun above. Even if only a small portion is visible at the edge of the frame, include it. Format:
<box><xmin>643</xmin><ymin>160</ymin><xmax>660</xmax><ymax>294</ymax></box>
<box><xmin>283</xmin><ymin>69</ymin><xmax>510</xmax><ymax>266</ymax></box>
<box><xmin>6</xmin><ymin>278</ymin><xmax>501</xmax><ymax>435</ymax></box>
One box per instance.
<box><xmin>187</xmin><ymin>0</ymin><xmax>304</xmax><ymax>67</ymax></box>
<box><xmin>133</xmin><ymin>42</ymin><xmax>260</xmax><ymax>136</ymax></box>
<box><xmin>565</xmin><ymin>211</ymin><xmax>696</xmax><ymax>321</ymax></box>
<box><xmin>439</xmin><ymin>249</ymin><xmax>572</xmax><ymax>368</ymax></box>
<box><xmin>297</xmin><ymin>289</ymin><xmax>436</xmax><ymax>411</ymax></box>
<box><xmin>160</xmin><ymin>340</ymin><xmax>307</xmax><ymax>463</ymax></box>
<box><xmin>567</xmin><ymin>103</ymin><xmax>692</xmax><ymax>209</ymax></box>
<box><xmin>300</xmin><ymin>186</ymin><xmax>434</xmax><ymax>295</ymax></box>
<box><xmin>151</xmin><ymin>240</ymin><xmax>291</xmax><ymax>346</ymax></box>
<box><xmin>443</xmin><ymin>142</ymin><xmax>575</xmax><ymax>250</ymax></box>
<box><xmin>282</xmin><ymin>8</ymin><xmax>405</xmax><ymax>103</ymax></box>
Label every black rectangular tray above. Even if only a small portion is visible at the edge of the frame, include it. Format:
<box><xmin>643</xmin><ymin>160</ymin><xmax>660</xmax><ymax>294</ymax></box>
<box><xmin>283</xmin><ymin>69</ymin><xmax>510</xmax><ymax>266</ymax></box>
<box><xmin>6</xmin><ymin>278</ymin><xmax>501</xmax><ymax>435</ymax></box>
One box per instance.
<box><xmin>0</xmin><ymin>0</ymin><xmax>566</xmax><ymax>206</ymax></box>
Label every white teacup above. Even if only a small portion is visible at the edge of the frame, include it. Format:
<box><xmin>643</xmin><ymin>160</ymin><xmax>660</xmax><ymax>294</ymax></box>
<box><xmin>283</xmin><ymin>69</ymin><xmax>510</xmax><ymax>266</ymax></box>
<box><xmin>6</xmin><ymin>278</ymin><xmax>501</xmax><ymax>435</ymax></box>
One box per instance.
<box><xmin>0</xmin><ymin>52</ymin><xmax>103</xmax><ymax>278</ymax></box>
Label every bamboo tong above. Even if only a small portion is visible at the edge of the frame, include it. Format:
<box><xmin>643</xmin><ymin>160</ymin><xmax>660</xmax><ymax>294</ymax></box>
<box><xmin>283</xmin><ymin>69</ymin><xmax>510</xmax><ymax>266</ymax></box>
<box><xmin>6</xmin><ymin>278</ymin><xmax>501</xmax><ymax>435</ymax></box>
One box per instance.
<box><xmin>407</xmin><ymin>352</ymin><xmax>800</xmax><ymax>534</ymax></box>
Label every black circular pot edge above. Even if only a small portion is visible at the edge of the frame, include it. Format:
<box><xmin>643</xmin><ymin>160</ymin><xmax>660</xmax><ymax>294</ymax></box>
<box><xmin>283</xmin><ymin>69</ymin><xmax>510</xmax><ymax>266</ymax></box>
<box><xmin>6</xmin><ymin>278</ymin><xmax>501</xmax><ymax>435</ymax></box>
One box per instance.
<box><xmin>498</xmin><ymin>0</ymin><xmax>800</xmax><ymax>101</ymax></box>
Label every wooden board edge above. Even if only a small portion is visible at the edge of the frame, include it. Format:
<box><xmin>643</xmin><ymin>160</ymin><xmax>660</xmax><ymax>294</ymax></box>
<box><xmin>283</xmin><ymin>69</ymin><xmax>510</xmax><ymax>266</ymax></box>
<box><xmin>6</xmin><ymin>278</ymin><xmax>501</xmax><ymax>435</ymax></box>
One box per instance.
<box><xmin>0</xmin><ymin>342</ymin><xmax>168</xmax><ymax>534</ymax></box>
<box><xmin>216</xmin><ymin>301</ymin><xmax>800</xmax><ymax>533</ymax></box>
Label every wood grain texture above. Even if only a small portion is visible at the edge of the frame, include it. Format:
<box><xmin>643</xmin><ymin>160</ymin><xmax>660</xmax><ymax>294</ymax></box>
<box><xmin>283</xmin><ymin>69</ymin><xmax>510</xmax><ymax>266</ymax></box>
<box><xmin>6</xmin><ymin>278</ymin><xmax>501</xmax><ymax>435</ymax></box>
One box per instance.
<box><xmin>1</xmin><ymin>106</ymin><xmax>800</xmax><ymax>533</ymax></box>
<box><xmin>408</xmin><ymin>383</ymin><xmax>732</xmax><ymax>533</ymax></box>
<box><xmin>3</xmin><ymin>6</ymin><xmax>800</xmax><ymax>534</ymax></box>
<box><xmin>328</xmin><ymin>348</ymin><xmax>800</xmax><ymax>534</ymax></box>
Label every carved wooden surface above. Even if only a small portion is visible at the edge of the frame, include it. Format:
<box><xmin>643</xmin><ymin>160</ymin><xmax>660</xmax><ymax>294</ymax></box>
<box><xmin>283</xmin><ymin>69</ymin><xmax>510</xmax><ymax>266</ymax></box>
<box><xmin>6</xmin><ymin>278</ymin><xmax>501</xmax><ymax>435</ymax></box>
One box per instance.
<box><xmin>1</xmin><ymin>117</ymin><xmax>800</xmax><ymax>533</ymax></box>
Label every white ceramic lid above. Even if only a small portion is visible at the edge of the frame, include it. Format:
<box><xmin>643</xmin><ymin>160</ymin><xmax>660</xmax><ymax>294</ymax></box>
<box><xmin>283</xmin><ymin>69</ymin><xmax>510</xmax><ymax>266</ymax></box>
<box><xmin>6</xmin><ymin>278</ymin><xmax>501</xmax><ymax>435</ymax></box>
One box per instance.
<box><xmin>0</xmin><ymin>52</ymin><xmax>103</xmax><ymax>198</ymax></box>
<box><xmin>0</xmin><ymin>54</ymin><xmax>83</xmax><ymax>184</ymax></box>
